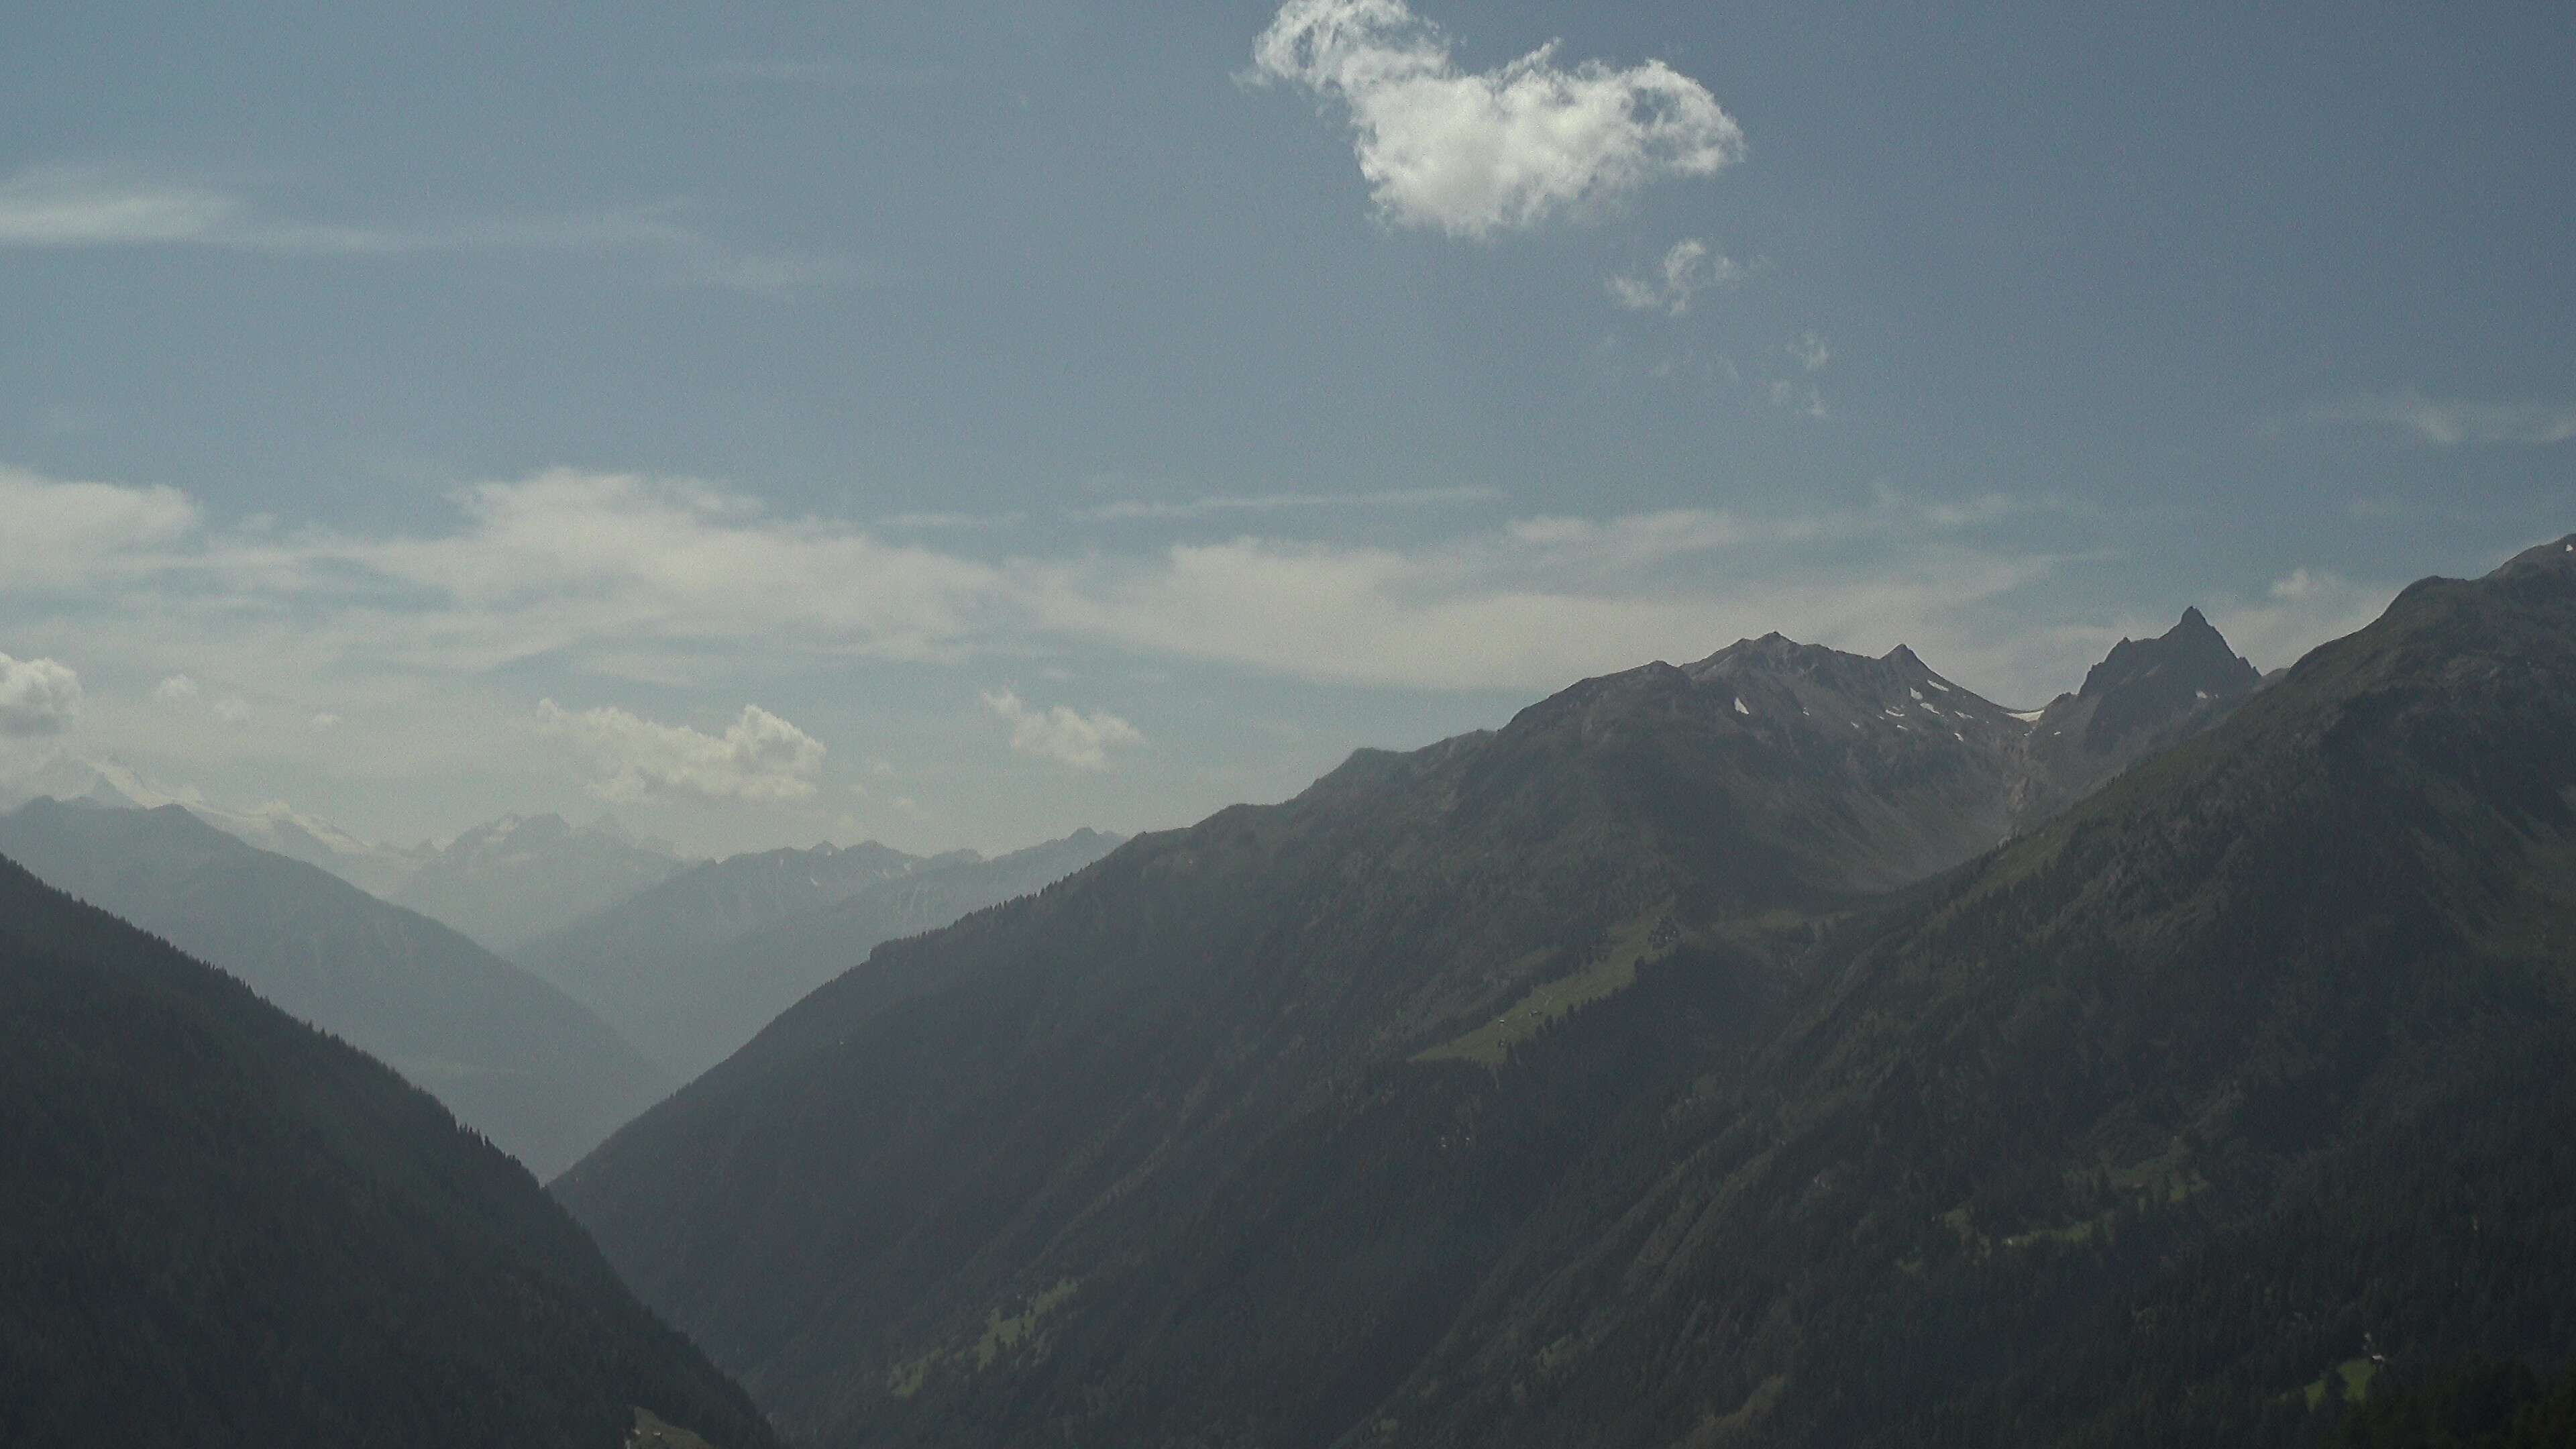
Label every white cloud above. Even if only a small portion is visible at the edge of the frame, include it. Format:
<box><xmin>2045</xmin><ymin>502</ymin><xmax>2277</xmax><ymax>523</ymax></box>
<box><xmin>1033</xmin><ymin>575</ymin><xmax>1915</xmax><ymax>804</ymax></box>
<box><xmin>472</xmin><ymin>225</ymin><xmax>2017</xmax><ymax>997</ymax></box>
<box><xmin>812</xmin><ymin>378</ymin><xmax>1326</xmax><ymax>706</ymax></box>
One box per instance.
<box><xmin>1609</xmin><ymin>238</ymin><xmax>1739</xmax><ymax>315</ymax></box>
<box><xmin>981</xmin><ymin>688</ymin><xmax>1145</xmax><ymax>771</ymax></box>
<box><xmin>1791</xmin><ymin>331</ymin><xmax>1831</xmax><ymax>372</ymax></box>
<box><xmin>0</xmin><ymin>653</ymin><xmax>83</xmax><ymax>737</ymax></box>
<box><xmin>2302</xmin><ymin>390</ymin><xmax>2576</xmax><ymax>447</ymax></box>
<box><xmin>1023</xmin><ymin>498</ymin><xmax>2053</xmax><ymax>692</ymax></box>
<box><xmin>1250</xmin><ymin>0</ymin><xmax>1745</xmax><ymax>236</ymax></box>
<box><xmin>0</xmin><ymin>464</ymin><xmax>199</xmax><ymax>588</ymax></box>
<box><xmin>0</xmin><ymin>167</ymin><xmax>237</xmax><ymax>245</ymax></box>
<box><xmin>0</xmin><ymin>165</ymin><xmax>842</xmax><ymax>292</ymax></box>
<box><xmin>309</xmin><ymin>712</ymin><xmax>342</xmax><ymax>731</ymax></box>
<box><xmin>536</xmin><ymin>699</ymin><xmax>826</xmax><ymax>802</ymax></box>
<box><xmin>213</xmin><ymin>696</ymin><xmax>252</xmax><ymax>725</ymax></box>
<box><xmin>152</xmin><ymin>674</ymin><xmax>202</xmax><ymax>704</ymax></box>
<box><xmin>0</xmin><ymin>462</ymin><xmax>2066</xmax><ymax>700</ymax></box>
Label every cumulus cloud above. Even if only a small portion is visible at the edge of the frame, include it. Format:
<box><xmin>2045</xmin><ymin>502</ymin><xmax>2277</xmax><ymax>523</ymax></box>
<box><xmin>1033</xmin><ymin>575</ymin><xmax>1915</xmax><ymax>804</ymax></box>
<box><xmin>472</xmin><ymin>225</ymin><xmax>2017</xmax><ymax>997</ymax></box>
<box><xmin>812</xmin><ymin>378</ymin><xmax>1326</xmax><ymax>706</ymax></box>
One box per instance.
<box><xmin>2300</xmin><ymin>390</ymin><xmax>2576</xmax><ymax>447</ymax></box>
<box><xmin>152</xmin><ymin>674</ymin><xmax>201</xmax><ymax>704</ymax></box>
<box><xmin>1609</xmin><ymin>238</ymin><xmax>1739</xmax><ymax>315</ymax></box>
<box><xmin>981</xmin><ymin>688</ymin><xmax>1145</xmax><ymax>771</ymax></box>
<box><xmin>1250</xmin><ymin>0</ymin><xmax>1745</xmax><ymax>235</ymax></box>
<box><xmin>1790</xmin><ymin>331</ymin><xmax>1831</xmax><ymax>372</ymax></box>
<box><xmin>212</xmin><ymin>696</ymin><xmax>252</xmax><ymax>725</ymax></box>
<box><xmin>0</xmin><ymin>653</ymin><xmax>83</xmax><ymax>737</ymax></box>
<box><xmin>309</xmin><ymin>712</ymin><xmax>342</xmax><ymax>731</ymax></box>
<box><xmin>535</xmin><ymin>699</ymin><xmax>826</xmax><ymax>802</ymax></box>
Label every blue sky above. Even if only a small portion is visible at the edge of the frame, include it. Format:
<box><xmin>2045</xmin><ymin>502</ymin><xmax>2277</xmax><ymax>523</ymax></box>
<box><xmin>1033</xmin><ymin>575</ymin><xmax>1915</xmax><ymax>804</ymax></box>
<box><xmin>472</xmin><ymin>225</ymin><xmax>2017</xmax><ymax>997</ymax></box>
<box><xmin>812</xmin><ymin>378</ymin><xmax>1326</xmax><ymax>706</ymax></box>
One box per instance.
<box><xmin>1</xmin><ymin>0</ymin><xmax>2570</xmax><ymax>855</ymax></box>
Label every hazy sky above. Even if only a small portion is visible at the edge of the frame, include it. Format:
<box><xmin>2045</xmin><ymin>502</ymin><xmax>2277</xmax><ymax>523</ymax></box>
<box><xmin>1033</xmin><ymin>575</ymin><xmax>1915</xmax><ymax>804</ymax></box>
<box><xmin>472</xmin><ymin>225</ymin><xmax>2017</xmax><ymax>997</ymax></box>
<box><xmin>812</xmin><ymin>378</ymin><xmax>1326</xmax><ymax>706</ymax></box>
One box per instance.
<box><xmin>3</xmin><ymin>1</ymin><xmax>2570</xmax><ymax>856</ymax></box>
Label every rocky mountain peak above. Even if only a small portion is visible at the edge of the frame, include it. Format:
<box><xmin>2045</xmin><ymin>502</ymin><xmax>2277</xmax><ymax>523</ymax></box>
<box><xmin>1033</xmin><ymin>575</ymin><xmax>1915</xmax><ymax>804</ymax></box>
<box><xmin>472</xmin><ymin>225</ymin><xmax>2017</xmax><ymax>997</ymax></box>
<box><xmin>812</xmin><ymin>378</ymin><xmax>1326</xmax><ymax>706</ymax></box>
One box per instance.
<box><xmin>2077</xmin><ymin>607</ymin><xmax>2259</xmax><ymax>705</ymax></box>
<box><xmin>2009</xmin><ymin>606</ymin><xmax>2262</xmax><ymax>830</ymax></box>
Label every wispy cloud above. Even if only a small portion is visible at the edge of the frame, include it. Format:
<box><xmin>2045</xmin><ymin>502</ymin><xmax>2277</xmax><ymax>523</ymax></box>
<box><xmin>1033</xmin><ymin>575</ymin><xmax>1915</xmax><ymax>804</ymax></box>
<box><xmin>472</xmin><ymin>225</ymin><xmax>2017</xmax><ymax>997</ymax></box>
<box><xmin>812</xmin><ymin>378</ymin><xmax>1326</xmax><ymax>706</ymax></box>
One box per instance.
<box><xmin>0</xmin><ymin>166</ymin><xmax>845</xmax><ymax>292</ymax></box>
<box><xmin>981</xmin><ymin>688</ymin><xmax>1144</xmax><ymax>771</ymax></box>
<box><xmin>1249</xmin><ymin>0</ymin><xmax>1744</xmax><ymax>236</ymax></box>
<box><xmin>2209</xmin><ymin>568</ymin><xmax>2396</xmax><ymax>674</ymax></box>
<box><xmin>1763</xmin><ymin>332</ymin><xmax>1832</xmax><ymax>419</ymax></box>
<box><xmin>1073</xmin><ymin>486</ymin><xmax>1501</xmax><ymax>521</ymax></box>
<box><xmin>881</xmin><ymin>510</ymin><xmax>1028</xmax><ymax>531</ymax></box>
<box><xmin>2298</xmin><ymin>389</ymin><xmax>2576</xmax><ymax>447</ymax></box>
<box><xmin>0</xmin><ymin>460</ymin><xmax>2075</xmax><ymax>701</ymax></box>
<box><xmin>1609</xmin><ymin>239</ymin><xmax>1740</xmax><ymax>315</ymax></box>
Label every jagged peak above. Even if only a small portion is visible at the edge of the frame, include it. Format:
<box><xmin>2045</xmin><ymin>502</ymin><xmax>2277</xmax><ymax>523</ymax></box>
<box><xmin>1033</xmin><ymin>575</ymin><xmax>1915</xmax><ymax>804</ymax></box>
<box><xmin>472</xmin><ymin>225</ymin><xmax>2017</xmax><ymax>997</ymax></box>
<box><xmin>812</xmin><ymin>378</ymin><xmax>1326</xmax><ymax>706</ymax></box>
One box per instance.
<box><xmin>2077</xmin><ymin>606</ymin><xmax>2257</xmax><ymax>702</ymax></box>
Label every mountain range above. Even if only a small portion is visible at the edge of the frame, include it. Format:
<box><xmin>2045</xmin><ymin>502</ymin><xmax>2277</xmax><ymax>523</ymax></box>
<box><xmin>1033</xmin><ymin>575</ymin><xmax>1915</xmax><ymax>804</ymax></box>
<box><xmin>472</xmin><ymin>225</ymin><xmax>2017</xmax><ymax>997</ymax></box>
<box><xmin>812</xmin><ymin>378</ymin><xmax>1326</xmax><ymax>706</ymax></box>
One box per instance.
<box><xmin>0</xmin><ymin>851</ymin><xmax>773</xmax><ymax>1448</ymax></box>
<box><xmin>0</xmin><ymin>800</ymin><xmax>669</xmax><ymax>1178</ymax></box>
<box><xmin>0</xmin><ymin>759</ymin><xmax>694</xmax><ymax>953</ymax></box>
<box><xmin>550</xmin><ymin>586</ymin><xmax>2386</xmax><ymax>1446</ymax></box>
<box><xmin>10</xmin><ymin>534</ymin><xmax>2568</xmax><ymax>1444</ymax></box>
<box><xmin>384</xmin><ymin>813</ymin><xmax>694</xmax><ymax>955</ymax></box>
<box><xmin>519</xmin><ymin>829</ymin><xmax>1128</xmax><ymax>1080</ymax></box>
<box><xmin>561</xmin><ymin>543</ymin><xmax>2576</xmax><ymax>1448</ymax></box>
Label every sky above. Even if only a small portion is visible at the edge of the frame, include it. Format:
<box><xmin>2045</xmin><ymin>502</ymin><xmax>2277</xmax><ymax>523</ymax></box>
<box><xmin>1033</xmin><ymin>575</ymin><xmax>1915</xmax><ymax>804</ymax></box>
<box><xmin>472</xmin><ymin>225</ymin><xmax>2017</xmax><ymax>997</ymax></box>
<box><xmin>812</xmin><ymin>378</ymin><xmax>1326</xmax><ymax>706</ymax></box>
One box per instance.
<box><xmin>1</xmin><ymin>0</ymin><xmax>2571</xmax><ymax>857</ymax></box>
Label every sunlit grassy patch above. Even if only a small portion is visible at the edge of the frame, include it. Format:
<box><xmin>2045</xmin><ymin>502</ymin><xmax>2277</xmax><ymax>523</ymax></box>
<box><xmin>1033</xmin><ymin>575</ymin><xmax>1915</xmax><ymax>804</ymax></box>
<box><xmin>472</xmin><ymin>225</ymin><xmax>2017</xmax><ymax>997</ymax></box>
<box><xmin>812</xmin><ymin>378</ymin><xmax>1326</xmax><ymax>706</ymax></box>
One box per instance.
<box><xmin>1414</xmin><ymin>909</ymin><xmax>1680</xmax><ymax>1066</ymax></box>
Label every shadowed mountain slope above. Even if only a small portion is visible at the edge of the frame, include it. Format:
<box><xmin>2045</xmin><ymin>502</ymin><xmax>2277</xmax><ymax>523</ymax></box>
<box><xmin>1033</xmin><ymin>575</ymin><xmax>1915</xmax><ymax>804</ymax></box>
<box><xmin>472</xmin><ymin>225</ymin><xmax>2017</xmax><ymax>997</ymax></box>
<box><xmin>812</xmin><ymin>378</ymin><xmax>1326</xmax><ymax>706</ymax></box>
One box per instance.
<box><xmin>519</xmin><ymin>830</ymin><xmax>1123</xmax><ymax>1081</ymax></box>
<box><xmin>1350</xmin><ymin>535</ymin><xmax>2576</xmax><ymax>1446</ymax></box>
<box><xmin>553</xmin><ymin>634</ymin><xmax>2064</xmax><ymax>1439</ymax></box>
<box><xmin>0</xmin><ymin>853</ymin><xmax>775</xmax><ymax>1449</ymax></box>
<box><xmin>0</xmin><ymin>801</ymin><xmax>667</xmax><ymax>1178</ymax></box>
<box><xmin>559</xmin><ymin>540</ymin><xmax>2576</xmax><ymax>1448</ymax></box>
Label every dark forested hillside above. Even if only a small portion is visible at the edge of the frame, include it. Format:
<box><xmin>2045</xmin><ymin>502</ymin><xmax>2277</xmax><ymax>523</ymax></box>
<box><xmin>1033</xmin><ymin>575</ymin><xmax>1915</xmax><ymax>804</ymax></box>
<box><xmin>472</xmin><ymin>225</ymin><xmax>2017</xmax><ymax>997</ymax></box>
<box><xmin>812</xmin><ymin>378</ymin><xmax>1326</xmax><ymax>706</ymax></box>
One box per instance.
<box><xmin>0</xmin><ymin>801</ymin><xmax>667</xmax><ymax>1178</ymax></box>
<box><xmin>0</xmin><ymin>854</ymin><xmax>774</xmax><ymax>1449</ymax></box>
<box><xmin>556</xmin><ymin>537</ymin><xmax>2576</xmax><ymax>1448</ymax></box>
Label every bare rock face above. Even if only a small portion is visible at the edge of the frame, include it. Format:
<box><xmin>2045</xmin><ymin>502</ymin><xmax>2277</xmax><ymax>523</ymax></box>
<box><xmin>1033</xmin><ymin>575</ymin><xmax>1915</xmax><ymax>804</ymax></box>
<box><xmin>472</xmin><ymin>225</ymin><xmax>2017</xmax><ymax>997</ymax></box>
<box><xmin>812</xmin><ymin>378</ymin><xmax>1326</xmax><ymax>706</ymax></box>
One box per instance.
<box><xmin>2008</xmin><ymin>605</ymin><xmax>2261</xmax><ymax>830</ymax></box>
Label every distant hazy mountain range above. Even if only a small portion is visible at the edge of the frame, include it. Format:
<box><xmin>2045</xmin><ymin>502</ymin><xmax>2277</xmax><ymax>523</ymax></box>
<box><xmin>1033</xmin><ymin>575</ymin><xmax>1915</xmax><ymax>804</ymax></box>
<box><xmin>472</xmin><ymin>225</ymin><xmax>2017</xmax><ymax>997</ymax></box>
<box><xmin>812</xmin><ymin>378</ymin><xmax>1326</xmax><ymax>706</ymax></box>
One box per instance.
<box><xmin>557</xmin><ymin>543</ymin><xmax>2576</xmax><ymax>1449</ymax></box>
<box><xmin>0</xmin><ymin>756</ymin><xmax>696</xmax><ymax>955</ymax></box>
<box><xmin>0</xmin><ymin>850</ymin><xmax>775</xmax><ymax>1448</ymax></box>
<box><xmin>383</xmin><ymin>812</ymin><xmax>693</xmax><ymax>955</ymax></box>
<box><xmin>518</xmin><ymin>828</ymin><xmax>1126</xmax><ymax>1080</ymax></box>
<box><xmin>0</xmin><ymin>800</ymin><xmax>667</xmax><ymax>1178</ymax></box>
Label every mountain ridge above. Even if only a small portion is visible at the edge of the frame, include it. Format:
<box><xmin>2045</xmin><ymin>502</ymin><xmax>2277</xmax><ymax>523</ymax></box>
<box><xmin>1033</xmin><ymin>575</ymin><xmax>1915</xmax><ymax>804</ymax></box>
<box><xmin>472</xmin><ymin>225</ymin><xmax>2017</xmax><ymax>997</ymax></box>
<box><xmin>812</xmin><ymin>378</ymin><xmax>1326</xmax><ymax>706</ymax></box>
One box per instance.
<box><xmin>0</xmin><ymin>849</ymin><xmax>776</xmax><ymax>1448</ymax></box>
<box><xmin>518</xmin><ymin>828</ymin><xmax>1126</xmax><ymax>1081</ymax></box>
<box><xmin>0</xmin><ymin>800</ymin><xmax>668</xmax><ymax>1177</ymax></box>
<box><xmin>555</xmin><ymin>597</ymin><xmax>2312</xmax><ymax>1443</ymax></box>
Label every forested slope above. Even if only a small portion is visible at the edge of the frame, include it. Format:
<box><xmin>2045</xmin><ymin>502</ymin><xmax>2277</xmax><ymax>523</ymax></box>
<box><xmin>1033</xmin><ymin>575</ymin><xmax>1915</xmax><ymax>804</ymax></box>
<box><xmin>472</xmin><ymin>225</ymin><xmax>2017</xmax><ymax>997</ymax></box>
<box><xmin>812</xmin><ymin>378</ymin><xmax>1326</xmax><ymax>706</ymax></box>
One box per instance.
<box><xmin>0</xmin><ymin>801</ymin><xmax>667</xmax><ymax>1177</ymax></box>
<box><xmin>559</xmin><ymin>537</ymin><xmax>2576</xmax><ymax>1448</ymax></box>
<box><xmin>0</xmin><ymin>854</ymin><xmax>774</xmax><ymax>1448</ymax></box>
